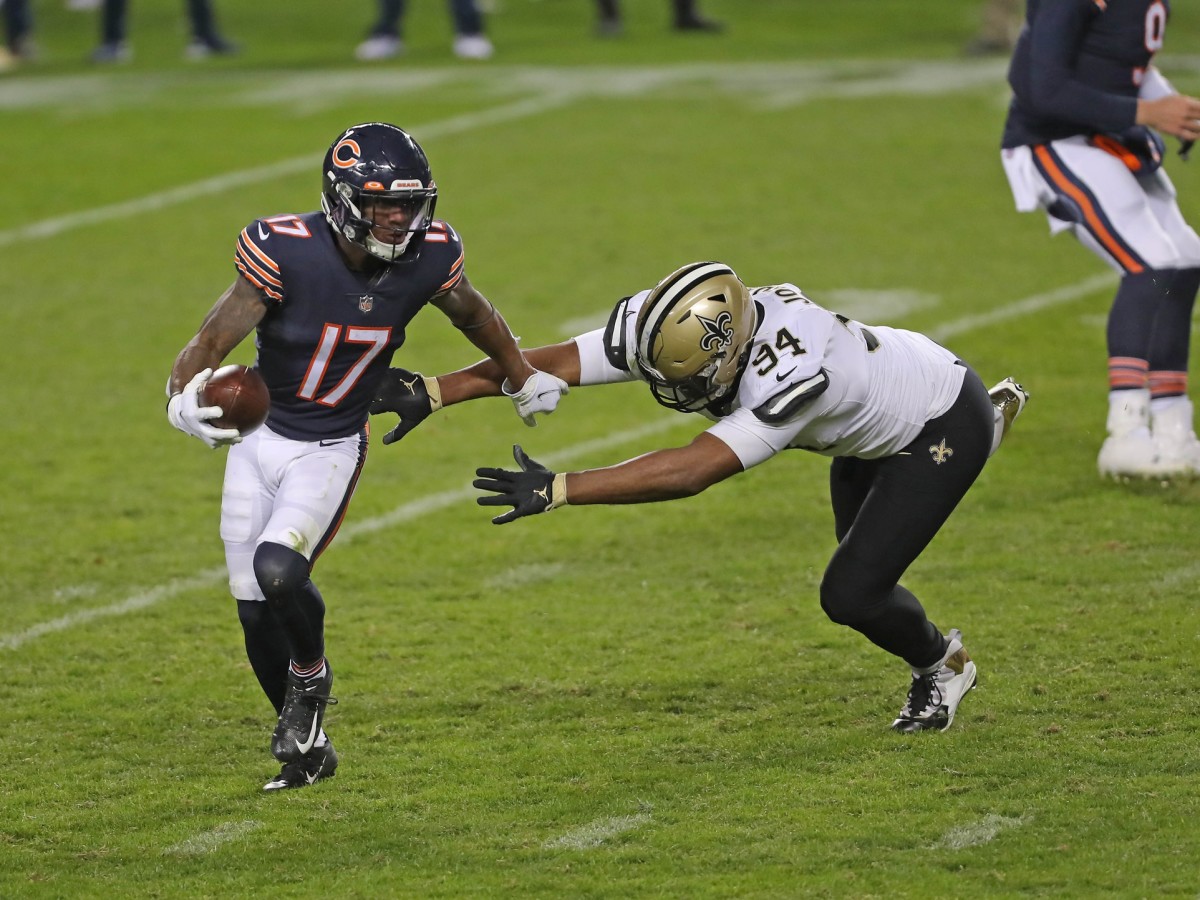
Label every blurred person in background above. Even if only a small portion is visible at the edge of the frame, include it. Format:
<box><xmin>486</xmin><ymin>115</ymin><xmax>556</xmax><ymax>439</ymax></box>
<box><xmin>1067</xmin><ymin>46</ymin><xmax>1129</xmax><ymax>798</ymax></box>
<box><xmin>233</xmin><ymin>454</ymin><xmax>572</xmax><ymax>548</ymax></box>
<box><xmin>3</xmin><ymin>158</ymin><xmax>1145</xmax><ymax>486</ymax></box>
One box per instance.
<box><xmin>356</xmin><ymin>0</ymin><xmax>493</xmax><ymax>61</ymax></box>
<box><xmin>999</xmin><ymin>0</ymin><xmax>1200</xmax><ymax>480</ymax></box>
<box><xmin>165</xmin><ymin>122</ymin><xmax>566</xmax><ymax>790</ymax></box>
<box><xmin>91</xmin><ymin>0</ymin><xmax>236</xmax><ymax>63</ymax></box>
<box><xmin>595</xmin><ymin>0</ymin><xmax>722</xmax><ymax>37</ymax></box>
<box><xmin>1</xmin><ymin>0</ymin><xmax>35</xmax><ymax>65</ymax></box>
<box><xmin>965</xmin><ymin>0</ymin><xmax>1022</xmax><ymax>56</ymax></box>
<box><xmin>371</xmin><ymin>261</ymin><xmax>1031</xmax><ymax>734</ymax></box>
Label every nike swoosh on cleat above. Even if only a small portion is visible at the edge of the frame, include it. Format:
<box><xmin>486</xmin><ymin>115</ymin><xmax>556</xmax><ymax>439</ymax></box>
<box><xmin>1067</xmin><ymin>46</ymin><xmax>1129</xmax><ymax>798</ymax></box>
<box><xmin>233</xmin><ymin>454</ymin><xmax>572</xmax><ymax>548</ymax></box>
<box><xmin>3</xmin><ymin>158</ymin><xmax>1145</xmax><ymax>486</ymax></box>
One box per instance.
<box><xmin>295</xmin><ymin>716</ymin><xmax>320</xmax><ymax>756</ymax></box>
<box><xmin>305</xmin><ymin>770</ymin><xmax>320</xmax><ymax>785</ymax></box>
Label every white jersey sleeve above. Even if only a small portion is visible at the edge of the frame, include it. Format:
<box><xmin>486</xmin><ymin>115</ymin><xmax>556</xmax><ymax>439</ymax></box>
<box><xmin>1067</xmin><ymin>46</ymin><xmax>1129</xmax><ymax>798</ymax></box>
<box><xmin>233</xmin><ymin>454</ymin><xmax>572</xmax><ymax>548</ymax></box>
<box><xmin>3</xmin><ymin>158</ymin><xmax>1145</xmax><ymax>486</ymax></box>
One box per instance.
<box><xmin>575</xmin><ymin>328</ymin><xmax>638</xmax><ymax>386</ymax></box>
<box><xmin>574</xmin><ymin>291</ymin><xmax>652</xmax><ymax>386</ymax></box>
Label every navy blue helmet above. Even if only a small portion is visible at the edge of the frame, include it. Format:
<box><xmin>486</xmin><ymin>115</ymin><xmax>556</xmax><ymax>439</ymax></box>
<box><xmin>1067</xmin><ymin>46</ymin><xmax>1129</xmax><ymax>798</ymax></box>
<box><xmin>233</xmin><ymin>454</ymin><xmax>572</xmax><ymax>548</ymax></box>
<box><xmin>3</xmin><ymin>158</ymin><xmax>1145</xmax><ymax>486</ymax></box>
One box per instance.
<box><xmin>320</xmin><ymin>122</ymin><xmax>438</xmax><ymax>263</ymax></box>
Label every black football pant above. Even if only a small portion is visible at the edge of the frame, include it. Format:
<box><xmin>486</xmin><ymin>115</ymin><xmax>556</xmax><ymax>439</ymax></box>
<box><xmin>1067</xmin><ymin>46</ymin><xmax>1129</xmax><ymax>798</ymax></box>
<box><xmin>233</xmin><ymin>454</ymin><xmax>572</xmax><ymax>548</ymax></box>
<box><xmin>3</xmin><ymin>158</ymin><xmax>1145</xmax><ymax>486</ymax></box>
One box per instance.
<box><xmin>821</xmin><ymin>365</ymin><xmax>994</xmax><ymax>670</ymax></box>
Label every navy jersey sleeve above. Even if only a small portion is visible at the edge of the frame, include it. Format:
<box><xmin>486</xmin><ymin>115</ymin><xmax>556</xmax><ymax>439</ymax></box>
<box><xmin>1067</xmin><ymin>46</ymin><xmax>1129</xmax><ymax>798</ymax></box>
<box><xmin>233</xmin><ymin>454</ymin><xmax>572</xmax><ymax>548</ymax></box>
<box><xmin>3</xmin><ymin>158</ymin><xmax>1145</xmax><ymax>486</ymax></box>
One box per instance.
<box><xmin>234</xmin><ymin>218</ymin><xmax>287</xmax><ymax>305</ymax></box>
<box><xmin>423</xmin><ymin>220</ymin><xmax>465</xmax><ymax>298</ymax></box>
<box><xmin>1014</xmin><ymin>0</ymin><xmax>1138</xmax><ymax>133</ymax></box>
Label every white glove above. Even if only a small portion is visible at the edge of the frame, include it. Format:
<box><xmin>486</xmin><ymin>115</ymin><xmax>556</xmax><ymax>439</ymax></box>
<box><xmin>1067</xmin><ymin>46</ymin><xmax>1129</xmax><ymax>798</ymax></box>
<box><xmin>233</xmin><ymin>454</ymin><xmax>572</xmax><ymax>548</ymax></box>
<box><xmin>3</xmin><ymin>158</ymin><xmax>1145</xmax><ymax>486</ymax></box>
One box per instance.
<box><xmin>501</xmin><ymin>370</ymin><xmax>570</xmax><ymax>427</ymax></box>
<box><xmin>166</xmin><ymin>368</ymin><xmax>242</xmax><ymax>449</ymax></box>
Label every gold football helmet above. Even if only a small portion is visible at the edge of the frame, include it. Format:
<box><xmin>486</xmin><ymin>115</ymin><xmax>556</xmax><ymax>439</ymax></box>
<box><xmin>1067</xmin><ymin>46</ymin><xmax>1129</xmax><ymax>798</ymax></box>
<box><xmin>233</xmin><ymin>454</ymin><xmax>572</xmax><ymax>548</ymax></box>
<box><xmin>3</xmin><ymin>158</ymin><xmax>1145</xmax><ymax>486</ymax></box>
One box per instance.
<box><xmin>634</xmin><ymin>261</ymin><xmax>757</xmax><ymax>411</ymax></box>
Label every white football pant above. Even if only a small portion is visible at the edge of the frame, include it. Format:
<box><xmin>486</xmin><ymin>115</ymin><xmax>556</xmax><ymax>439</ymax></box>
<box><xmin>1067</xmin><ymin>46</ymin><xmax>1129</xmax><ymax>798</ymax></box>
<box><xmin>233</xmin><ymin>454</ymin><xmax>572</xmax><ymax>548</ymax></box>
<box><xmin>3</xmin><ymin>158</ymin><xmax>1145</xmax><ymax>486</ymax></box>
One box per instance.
<box><xmin>220</xmin><ymin>425</ymin><xmax>367</xmax><ymax>601</ymax></box>
<box><xmin>1002</xmin><ymin>136</ymin><xmax>1200</xmax><ymax>273</ymax></box>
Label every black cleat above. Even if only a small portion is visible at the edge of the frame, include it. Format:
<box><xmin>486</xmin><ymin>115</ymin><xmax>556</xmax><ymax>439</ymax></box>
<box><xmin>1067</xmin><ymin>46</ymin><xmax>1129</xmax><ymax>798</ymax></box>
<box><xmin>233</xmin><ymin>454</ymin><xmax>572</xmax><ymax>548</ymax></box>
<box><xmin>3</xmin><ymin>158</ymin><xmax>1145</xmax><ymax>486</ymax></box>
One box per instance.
<box><xmin>271</xmin><ymin>659</ymin><xmax>337</xmax><ymax>762</ymax></box>
<box><xmin>263</xmin><ymin>740</ymin><xmax>338</xmax><ymax>791</ymax></box>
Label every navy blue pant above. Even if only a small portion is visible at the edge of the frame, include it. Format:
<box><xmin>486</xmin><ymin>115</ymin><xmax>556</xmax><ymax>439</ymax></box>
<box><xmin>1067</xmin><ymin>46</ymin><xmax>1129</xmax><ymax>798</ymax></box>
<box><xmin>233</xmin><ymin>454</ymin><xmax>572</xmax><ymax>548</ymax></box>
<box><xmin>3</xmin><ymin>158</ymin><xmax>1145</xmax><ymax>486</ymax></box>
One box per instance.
<box><xmin>368</xmin><ymin>0</ymin><xmax>484</xmax><ymax>38</ymax></box>
<box><xmin>101</xmin><ymin>0</ymin><xmax>221</xmax><ymax>45</ymax></box>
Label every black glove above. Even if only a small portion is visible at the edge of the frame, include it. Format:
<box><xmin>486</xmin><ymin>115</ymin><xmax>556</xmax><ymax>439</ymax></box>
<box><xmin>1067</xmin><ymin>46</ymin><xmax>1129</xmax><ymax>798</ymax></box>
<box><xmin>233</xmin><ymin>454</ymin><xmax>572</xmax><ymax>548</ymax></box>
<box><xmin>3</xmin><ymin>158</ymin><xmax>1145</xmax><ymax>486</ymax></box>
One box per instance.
<box><xmin>474</xmin><ymin>445</ymin><xmax>566</xmax><ymax>524</ymax></box>
<box><xmin>369</xmin><ymin>367</ymin><xmax>442</xmax><ymax>445</ymax></box>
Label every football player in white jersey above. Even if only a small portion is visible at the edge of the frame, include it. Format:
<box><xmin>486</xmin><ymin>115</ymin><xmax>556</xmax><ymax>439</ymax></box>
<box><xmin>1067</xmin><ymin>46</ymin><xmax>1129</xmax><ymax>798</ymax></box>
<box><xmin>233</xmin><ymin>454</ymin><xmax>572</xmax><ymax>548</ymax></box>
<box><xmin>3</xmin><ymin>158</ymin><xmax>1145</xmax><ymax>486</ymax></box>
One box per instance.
<box><xmin>370</xmin><ymin>262</ymin><xmax>1029</xmax><ymax>733</ymax></box>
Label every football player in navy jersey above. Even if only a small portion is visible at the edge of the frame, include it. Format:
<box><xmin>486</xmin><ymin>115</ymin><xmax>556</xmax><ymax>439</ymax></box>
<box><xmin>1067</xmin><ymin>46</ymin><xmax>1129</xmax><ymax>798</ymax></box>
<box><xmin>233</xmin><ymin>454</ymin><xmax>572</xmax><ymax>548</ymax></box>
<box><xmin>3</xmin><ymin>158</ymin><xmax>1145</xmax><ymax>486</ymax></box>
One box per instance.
<box><xmin>166</xmin><ymin>122</ymin><xmax>568</xmax><ymax>790</ymax></box>
<box><xmin>1000</xmin><ymin>0</ymin><xmax>1200</xmax><ymax>479</ymax></box>
<box><xmin>370</xmin><ymin>262</ymin><xmax>1030</xmax><ymax>734</ymax></box>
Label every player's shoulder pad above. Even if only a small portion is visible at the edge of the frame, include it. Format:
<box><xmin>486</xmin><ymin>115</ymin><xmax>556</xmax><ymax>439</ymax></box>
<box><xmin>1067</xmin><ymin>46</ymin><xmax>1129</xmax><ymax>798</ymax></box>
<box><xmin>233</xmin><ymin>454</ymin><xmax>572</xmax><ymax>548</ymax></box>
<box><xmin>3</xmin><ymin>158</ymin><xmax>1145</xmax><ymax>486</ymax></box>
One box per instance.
<box><xmin>603</xmin><ymin>296</ymin><xmax>635</xmax><ymax>372</ymax></box>
<box><xmin>753</xmin><ymin>369</ymin><xmax>830</xmax><ymax>424</ymax></box>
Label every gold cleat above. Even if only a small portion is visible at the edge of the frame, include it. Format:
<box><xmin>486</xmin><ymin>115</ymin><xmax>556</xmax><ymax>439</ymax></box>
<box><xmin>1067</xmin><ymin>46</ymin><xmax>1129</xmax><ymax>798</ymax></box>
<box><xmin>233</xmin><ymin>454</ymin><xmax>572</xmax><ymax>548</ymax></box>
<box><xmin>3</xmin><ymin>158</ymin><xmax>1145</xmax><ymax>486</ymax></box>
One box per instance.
<box><xmin>988</xmin><ymin>377</ymin><xmax>1029</xmax><ymax>443</ymax></box>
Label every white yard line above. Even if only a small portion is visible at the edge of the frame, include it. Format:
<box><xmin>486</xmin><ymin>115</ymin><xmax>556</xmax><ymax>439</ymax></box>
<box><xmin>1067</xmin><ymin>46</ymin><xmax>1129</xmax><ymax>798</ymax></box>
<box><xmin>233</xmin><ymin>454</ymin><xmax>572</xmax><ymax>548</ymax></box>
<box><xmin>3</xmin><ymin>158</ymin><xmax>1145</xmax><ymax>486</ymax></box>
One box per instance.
<box><xmin>1</xmin><ymin>569</ymin><xmax>227</xmax><ymax>652</ymax></box>
<box><xmin>542</xmin><ymin>813</ymin><xmax>652</xmax><ymax>850</ymax></box>
<box><xmin>929</xmin><ymin>272</ymin><xmax>1116</xmax><ymax>342</ymax></box>
<box><xmin>164</xmin><ymin>820</ymin><xmax>263</xmax><ymax>856</ymax></box>
<box><xmin>0</xmin><ymin>91</ymin><xmax>576</xmax><ymax>250</ymax></box>
<box><xmin>933</xmin><ymin>814</ymin><xmax>1027</xmax><ymax>850</ymax></box>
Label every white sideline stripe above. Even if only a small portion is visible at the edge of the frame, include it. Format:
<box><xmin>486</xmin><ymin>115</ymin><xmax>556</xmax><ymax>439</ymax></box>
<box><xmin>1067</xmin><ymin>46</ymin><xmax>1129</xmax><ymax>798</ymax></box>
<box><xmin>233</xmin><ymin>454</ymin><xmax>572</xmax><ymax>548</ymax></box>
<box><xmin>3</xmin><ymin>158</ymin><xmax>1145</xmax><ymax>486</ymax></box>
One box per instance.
<box><xmin>0</xmin><ymin>92</ymin><xmax>574</xmax><ymax>250</ymax></box>
<box><xmin>0</xmin><ymin>418</ymin><xmax>681</xmax><ymax>652</ymax></box>
<box><xmin>933</xmin><ymin>814</ymin><xmax>1026</xmax><ymax>850</ymax></box>
<box><xmin>543</xmin><ymin>813</ymin><xmax>651</xmax><ymax>850</ymax></box>
<box><xmin>165</xmin><ymin>820</ymin><xmax>262</xmax><ymax>856</ymax></box>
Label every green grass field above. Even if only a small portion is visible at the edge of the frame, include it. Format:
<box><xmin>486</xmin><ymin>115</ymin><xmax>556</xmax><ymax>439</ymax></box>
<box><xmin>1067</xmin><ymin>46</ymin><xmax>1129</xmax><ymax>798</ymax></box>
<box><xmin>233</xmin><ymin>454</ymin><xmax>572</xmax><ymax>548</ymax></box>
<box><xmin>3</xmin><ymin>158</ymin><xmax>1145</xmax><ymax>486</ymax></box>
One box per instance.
<box><xmin>4</xmin><ymin>1</ymin><xmax>1200</xmax><ymax>896</ymax></box>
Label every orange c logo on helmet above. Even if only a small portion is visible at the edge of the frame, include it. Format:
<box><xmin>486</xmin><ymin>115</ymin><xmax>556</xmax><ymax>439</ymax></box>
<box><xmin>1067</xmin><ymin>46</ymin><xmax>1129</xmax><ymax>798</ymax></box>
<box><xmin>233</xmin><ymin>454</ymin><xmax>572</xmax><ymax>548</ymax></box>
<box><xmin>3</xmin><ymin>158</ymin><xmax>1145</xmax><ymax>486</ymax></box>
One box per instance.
<box><xmin>332</xmin><ymin>138</ymin><xmax>361</xmax><ymax>169</ymax></box>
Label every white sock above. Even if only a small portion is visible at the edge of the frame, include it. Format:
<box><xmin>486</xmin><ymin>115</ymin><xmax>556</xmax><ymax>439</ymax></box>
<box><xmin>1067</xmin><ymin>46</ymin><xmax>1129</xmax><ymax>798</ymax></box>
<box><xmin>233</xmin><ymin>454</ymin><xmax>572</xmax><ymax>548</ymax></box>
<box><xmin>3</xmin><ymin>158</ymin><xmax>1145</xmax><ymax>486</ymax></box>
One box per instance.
<box><xmin>1150</xmin><ymin>395</ymin><xmax>1188</xmax><ymax>415</ymax></box>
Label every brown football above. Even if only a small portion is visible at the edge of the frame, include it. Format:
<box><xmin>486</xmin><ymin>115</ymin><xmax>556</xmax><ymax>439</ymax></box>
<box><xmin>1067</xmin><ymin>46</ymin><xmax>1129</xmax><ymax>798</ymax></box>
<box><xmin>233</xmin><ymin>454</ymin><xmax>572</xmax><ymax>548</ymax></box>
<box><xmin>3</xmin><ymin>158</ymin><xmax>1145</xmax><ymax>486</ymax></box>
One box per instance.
<box><xmin>202</xmin><ymin>365</ymin><xmax>270</xmax><ymax>434</ymax></box>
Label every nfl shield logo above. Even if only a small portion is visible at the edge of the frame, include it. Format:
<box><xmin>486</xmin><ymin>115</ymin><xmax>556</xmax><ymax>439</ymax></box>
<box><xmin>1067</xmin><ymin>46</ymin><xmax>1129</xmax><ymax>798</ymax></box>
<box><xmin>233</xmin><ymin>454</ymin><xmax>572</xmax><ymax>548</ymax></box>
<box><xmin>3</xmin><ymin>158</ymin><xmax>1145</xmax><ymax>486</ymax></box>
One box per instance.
<box><xmin>358</xmin><ymin>294</ymin><xmax>374</xmax><ymax>313</ymax></box>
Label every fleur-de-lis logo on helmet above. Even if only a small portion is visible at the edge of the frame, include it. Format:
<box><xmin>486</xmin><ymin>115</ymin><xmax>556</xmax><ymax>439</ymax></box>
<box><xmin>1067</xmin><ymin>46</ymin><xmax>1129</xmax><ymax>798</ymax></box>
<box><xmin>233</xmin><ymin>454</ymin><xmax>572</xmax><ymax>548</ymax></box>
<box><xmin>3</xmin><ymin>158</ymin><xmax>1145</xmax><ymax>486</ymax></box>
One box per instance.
<box><xmin>697</xmin><ymin>309</ymin><xmax>735</xmax><ymax>353</ymax></box>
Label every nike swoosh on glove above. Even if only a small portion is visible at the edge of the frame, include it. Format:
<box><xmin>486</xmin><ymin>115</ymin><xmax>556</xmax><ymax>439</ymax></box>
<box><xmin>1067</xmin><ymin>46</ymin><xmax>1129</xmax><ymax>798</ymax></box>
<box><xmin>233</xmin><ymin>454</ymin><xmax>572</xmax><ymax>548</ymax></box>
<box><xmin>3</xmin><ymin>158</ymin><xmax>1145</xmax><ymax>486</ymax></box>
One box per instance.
<box><xmin>474</xmin><ymin>444</ymin><xmax>568</xmax><ymax>524</ymax></box>
<box><xmin>502</xmin><ymin>370</ymin><xmax>570</xmax><ymax>426</ymax></box>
